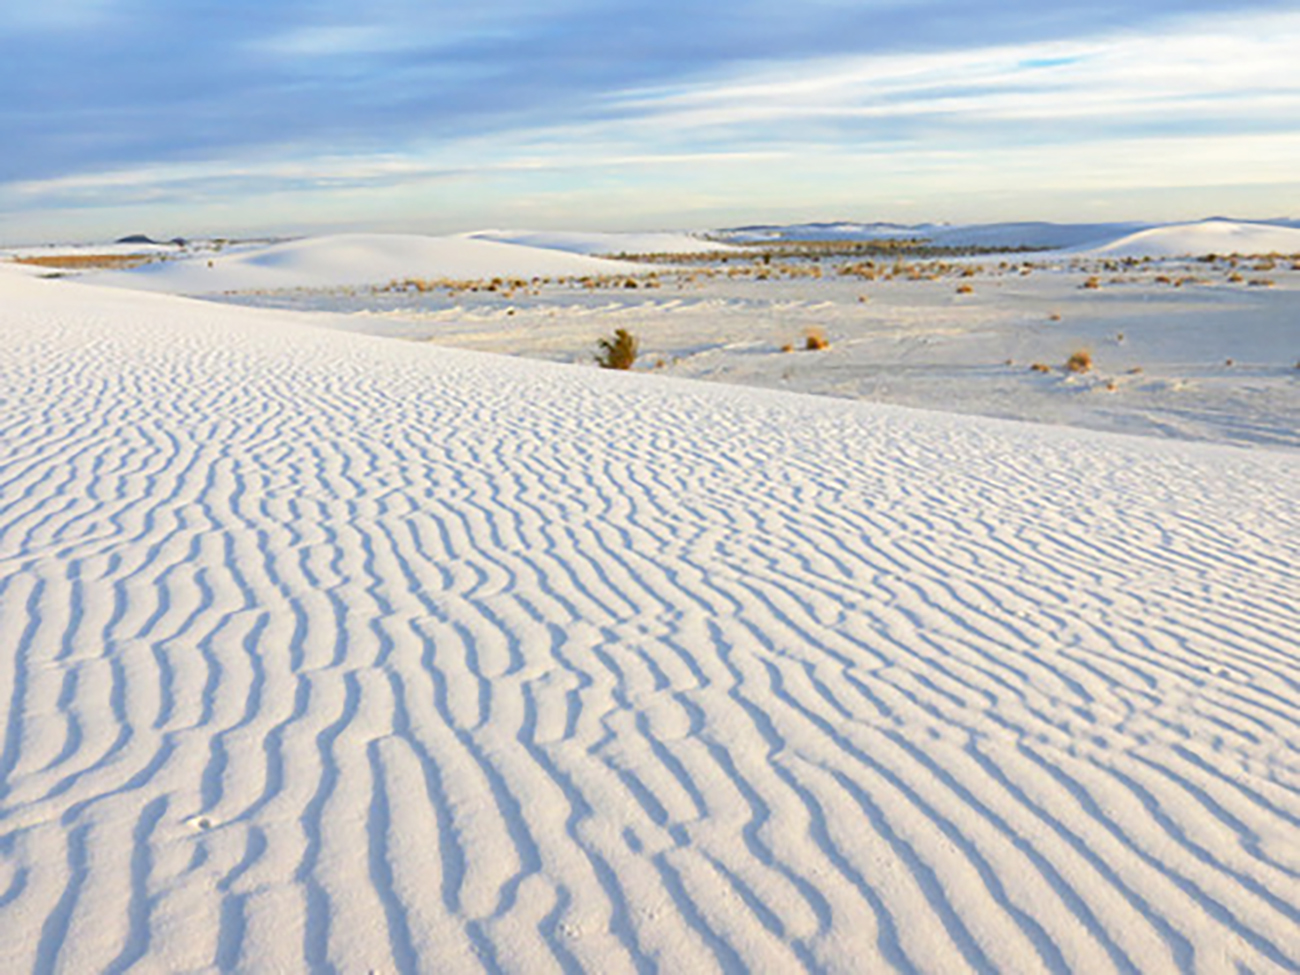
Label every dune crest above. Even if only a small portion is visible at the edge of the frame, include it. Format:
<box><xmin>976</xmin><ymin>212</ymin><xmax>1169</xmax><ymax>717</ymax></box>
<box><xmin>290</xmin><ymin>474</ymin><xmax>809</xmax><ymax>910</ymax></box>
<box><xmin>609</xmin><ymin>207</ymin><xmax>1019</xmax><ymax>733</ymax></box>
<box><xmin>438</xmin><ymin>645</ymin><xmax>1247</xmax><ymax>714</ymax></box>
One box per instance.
<box><xmin>89</xmin><ymin>232</ymin><xmax>658</xmax><ymax>295</ymax></box>
<box><xmin>1079</xmin><ymin>219</ymin><xmax>1300</xmax><ymax>258</ymax></box>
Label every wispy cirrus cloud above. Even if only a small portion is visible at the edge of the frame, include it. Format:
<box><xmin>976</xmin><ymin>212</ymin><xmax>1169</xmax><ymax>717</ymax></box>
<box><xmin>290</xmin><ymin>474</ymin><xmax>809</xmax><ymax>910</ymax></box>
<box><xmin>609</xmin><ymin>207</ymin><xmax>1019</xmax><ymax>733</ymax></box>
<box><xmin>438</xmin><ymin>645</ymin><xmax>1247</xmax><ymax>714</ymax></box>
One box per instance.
<box><xmin>1</xmin><ymin>0</ymin><xmax>1297</xmax><ymax>239</ymax></box>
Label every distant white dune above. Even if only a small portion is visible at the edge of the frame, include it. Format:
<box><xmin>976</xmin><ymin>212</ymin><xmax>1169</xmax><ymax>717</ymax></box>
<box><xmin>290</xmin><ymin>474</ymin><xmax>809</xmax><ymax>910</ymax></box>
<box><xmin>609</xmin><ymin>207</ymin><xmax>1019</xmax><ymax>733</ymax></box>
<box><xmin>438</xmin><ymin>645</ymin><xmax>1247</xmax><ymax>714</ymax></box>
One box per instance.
<box><xmin>712</xmin><ymin>218</ymin><xmax>1300</xmax><ymax>255</ymax></box>
<box><xmin>469</xmin><ymin>229</ymin><xmax>734</xmax><ymax>256</ymax></box>
<box><xmin>0</xmin><ymin>240</ymin><xmax>182</xmax><ymax>261</ymax></box>
<box><xmin>714</xmin><ymin>221</ymin><xmax>1149</xmax><ymax>250</ymax></box>
<box><xmin>1077</xmin><ymin>219</ymin><xmax>1300</xmax><ymax>258</ymax></box>
<box><xmin>1</xmin><ymin>264</ymin><xmax>1297</xmax><ymax>972</ymax></box>
<box><xmin>87</xmin><ymin>232</ymin><xmax>655</xmax><ymax>294</ymax></box>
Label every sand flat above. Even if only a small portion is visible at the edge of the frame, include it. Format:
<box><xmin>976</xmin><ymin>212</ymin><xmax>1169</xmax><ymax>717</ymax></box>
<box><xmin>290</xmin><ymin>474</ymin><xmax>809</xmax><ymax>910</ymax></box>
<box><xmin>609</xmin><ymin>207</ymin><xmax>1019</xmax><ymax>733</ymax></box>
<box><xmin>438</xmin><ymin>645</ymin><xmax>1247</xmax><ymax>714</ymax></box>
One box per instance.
<box><xmin>0</xmin><ymin>265</ymin><xmax>1297</xmax><ymax>972</ymax></box>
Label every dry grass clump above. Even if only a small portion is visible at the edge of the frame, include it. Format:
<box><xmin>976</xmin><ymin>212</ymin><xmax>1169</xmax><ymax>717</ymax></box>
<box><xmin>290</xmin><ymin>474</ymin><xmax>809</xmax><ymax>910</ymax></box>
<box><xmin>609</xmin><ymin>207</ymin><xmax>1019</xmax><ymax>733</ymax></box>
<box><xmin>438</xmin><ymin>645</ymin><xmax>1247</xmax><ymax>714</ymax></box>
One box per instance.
<box><xmin>804</xmin><ymin>328</ymin><xmax>830</xmax><ymax>351</ymax></box>
<box><xmin>1248</xmin><ymin>278</ymin><xmax>1275</xmax><ymax>287</ymax></box>
<box><xmin>1081</xmin><ymin>276</ymin><xmax>1101</xmax><ymax>290</ymax></box>
<box><xmin>956</xmin><ymin>283</ymin><xmax>974</xmax><ymax>295</ymax></box>
<box><xmin>1048</xmin><ymin>312</ymin><xmax>1062</xmax><ymax>322</ymax></box>
<box><xmin>12</xmin><ymin>253</ymin><xmax>158</xmax><ymax>270</ymax></box>
<box><xmin>595</xmin><ymin>329</ymin><xmax>639</xmax><ymax>370</ymax></box>
<box><xmin>1029</xmin><ymin>362</ymin><xmax>1052</xmax><ymax>374</ymax></box>
<box><xmin>1065</xmin><ymin>349</ymin><xmax>1093</xmax><ymax>374</ymax></box>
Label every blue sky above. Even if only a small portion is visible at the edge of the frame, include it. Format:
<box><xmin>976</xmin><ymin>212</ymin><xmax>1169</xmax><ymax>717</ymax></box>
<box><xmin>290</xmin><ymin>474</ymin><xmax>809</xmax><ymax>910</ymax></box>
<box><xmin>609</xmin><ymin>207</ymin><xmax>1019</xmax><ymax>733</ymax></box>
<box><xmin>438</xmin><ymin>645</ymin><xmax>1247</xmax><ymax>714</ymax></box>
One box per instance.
<box><xmin>2</xmin><ymin>0</ymin><xmax>1298</xmax><ymax>242</ymax></box>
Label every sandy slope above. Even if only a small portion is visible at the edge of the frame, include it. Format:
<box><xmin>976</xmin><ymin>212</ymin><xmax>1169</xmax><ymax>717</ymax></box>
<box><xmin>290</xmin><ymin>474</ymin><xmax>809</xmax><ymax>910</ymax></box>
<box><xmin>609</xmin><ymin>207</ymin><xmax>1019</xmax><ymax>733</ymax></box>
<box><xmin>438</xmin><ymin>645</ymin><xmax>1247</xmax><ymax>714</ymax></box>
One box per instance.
<box><xmin>711</xmin><ymin>219</ymin><xmax>1300</xmax><ymax>256</ymax></box>
<box><xmin>89</xmin><ymin>233</ymin><xmax>657</xmax><ymax>296</ymax></box>
<box><xmin>1</xmin><ymin>267</ymin><xmax>1298</xmax><ymax>973</ymax></box>
<box><xmin>467</xmin><ymin>230</ymin><xmax>735</xmax><ymax>256</ymax></box>
<box><xmin>1077</xmin><ymin>221</ymin><xmax>1300</xmax><ymax>258</ymax></box>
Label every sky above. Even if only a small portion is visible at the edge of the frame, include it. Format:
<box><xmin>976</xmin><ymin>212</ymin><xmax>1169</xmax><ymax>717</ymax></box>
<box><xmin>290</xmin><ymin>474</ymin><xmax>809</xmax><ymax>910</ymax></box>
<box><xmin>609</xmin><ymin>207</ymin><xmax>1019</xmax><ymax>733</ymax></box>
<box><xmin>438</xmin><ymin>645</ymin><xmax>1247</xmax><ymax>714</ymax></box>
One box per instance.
<box><xmin>2</xmin><ymin>0</ymin><xmax>1298</xmax><ymax>243</ymax></box>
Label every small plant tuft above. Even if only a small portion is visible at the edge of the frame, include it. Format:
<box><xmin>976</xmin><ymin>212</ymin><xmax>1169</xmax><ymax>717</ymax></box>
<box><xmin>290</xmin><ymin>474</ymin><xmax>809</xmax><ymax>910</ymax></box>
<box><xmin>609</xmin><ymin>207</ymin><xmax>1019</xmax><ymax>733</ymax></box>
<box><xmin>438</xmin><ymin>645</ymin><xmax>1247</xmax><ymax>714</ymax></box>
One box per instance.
<box><xmin>1030</xmin><ymin>362</ymin><xmax>1052</xmax><ymax>374</ymax></box>
<box><xmin>595</xmin><ymin>329</ymin><xmax>639</xmax><ymax>370</ymax></box>
<box><xmin>1065</xmin><ymin>349</ymin><xmax>1093</xmax><ymax>374</ymax></box>
<box><xmin>804</xmin><ymin>328</ymin><xmax>830</xmax><ymax>351</ymax></box>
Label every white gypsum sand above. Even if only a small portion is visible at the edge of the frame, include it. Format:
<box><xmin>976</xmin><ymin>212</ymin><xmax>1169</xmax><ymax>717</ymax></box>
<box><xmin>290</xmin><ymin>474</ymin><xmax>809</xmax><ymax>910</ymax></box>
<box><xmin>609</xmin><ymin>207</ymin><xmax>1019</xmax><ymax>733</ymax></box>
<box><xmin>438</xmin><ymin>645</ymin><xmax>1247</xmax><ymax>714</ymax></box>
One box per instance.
<box><xmin>140</xmin><ymin>224</ymin><xmax>1300</xmax><ymax>450</ymax></box>
<box><xmin>85</xmin><ymin>232</ymin><xmax>663</xmax><ymax>296</ymax></box>
<box><xmin>1</xmin><ymin>262</ymin><xmax>1297</xmax><ymax>972</ymax></box>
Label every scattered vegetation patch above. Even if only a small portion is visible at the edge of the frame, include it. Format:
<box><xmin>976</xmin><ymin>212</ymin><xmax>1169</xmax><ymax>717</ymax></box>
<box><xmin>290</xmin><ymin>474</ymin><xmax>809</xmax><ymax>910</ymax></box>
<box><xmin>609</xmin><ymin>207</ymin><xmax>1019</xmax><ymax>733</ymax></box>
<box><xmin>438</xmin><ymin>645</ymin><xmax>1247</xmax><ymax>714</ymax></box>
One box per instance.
<box><xmin>1065</xmin><ymin>349</ymin><xmax>1093</xmax><ymax>374</ymax></box>
<box><xmin>595</xmin><ymin>329</ymin><xmax>639</xmax><ymax>370</ymax></box>
<box><xmin>1030</xmin><ymin>363</ymin><xmax>1053</xmax><ymax>374</ymax></box>
<box><xmin>11</xmin><ymin>253</ymin><xmax>159</xmax><ymax>270</ymax></box>
<box><xmin>804</xmin><ymin>328</ymin><xmax>830</xmax><ymax>351</ymax></box>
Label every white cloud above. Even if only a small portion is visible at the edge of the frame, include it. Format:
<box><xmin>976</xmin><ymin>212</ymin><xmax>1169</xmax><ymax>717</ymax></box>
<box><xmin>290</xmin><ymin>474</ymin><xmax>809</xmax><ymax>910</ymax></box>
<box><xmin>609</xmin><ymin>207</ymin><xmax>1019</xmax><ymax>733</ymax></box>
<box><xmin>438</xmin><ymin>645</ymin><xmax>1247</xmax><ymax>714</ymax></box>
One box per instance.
<box><xmin>603</xmin><ymin>8</ymin><xmax>1300</xmax><ymax>133</ymax></box>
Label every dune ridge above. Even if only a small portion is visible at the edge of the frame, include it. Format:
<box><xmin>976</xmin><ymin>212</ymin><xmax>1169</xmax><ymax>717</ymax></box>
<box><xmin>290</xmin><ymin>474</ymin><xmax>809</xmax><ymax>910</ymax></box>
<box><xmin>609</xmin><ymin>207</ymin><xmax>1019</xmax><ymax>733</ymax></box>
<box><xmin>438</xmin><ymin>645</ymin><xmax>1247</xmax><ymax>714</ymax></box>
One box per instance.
<box><xmin>0</xmin><ymin>268</ymin><xmax>1297</xmax><ymax>972</ymax></box>
<box><xmin>88</xmin><ymin>233</ymin><xmax>658</xmax><ymax>296</ymax></box>
<box><xmin>1076</xmin><ymin>220</ymin><xmax>1300</xmax><ymax>258</ymax></box>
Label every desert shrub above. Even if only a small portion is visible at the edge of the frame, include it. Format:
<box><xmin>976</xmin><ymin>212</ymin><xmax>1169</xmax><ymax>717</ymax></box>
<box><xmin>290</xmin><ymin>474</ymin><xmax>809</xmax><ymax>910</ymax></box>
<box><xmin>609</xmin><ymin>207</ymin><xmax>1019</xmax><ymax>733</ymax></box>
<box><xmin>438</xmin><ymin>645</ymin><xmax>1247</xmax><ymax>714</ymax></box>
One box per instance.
<box><xmin>1065</xmin><ymin>349</ymin><xmax>1093</xmax><ymax>374</ymax></box>
<box><xmin>804</xmin><ymin>328</ymin><xmax>830</xmax><ymax>351</ymax></box>
<box><xmin>1030</xmin><ymin>362</ymin><xmax>1052</xmax><ymax>374</ymax></box>
<box><xmin>1081</xmin><ymin>276</ymin><xmax>1101</xmax><ymax>290</ymax></box>
<box><xmin>595</xmin><ymin>329</ymin><xmax>639</xmax><ymax>370</ymax></box>
<box><xmin>956</xmin><ymin>283</ymin><xmax>974</xmax><ymax>294</ymax></box>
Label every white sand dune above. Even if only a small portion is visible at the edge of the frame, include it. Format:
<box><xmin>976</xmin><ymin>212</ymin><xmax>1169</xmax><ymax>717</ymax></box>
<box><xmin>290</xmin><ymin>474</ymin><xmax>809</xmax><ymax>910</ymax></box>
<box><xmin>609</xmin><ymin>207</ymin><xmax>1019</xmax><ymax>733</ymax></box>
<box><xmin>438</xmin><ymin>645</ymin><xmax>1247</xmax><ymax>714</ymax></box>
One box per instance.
<box><xmin>1</xmin><ymin>266</ymin><xmax>1298</xmax><ymax>973</ymax></box>
<box><xmin>88</xmin><ymin>233</ymin><xmax>655</xmax><ymax>295</ymax></box>
<box><xmin>0</xmin><ymin>240</ymin><xmax>183</xmax><ymax>261</ymax></box>
<box><xmin>1079</xmin><ymin>220</ymin><xmax>1300</xmax><ymax>258</ymax></box>
<box><xmin>713</xmin><ymin>221</ymin><xmax>1149</xmax><ymax>250</ymax></box>
<box><xmin>712</xmin><ymin>219</ymin><xmax>1300</xmax><ymax>255</ymax></box>
<box><xmin>468</xmin><ymin>229</ymin><xmax>734</xmax><ymax>256</ymax></box>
